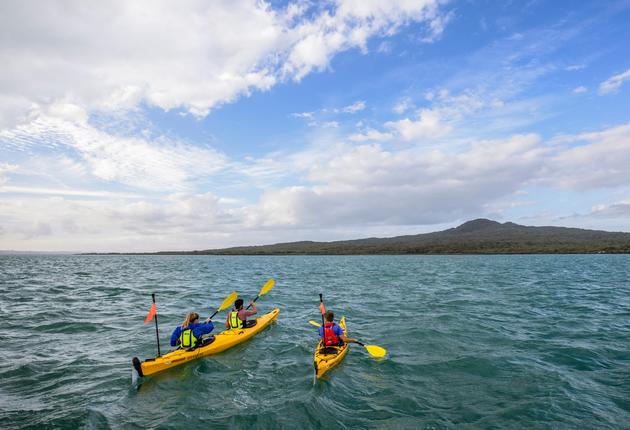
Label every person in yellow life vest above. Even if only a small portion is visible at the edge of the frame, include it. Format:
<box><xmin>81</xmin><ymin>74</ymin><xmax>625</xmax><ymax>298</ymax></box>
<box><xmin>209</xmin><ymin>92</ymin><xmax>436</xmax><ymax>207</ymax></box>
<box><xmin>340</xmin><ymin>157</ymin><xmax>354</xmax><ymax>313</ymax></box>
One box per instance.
<box><xmin>170</xmin><ymin>312</ymin><xmax>214</xmax><ymax>349</ymax></box>
<box><xmin>226</xmin><ymin>298</ymin><xmax>257</xmax><ymax>329</ymax></box>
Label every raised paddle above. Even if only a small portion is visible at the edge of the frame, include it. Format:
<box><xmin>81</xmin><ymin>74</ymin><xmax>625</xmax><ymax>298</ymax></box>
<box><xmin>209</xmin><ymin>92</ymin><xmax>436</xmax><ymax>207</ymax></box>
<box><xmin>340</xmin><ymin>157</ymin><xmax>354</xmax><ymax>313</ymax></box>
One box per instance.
<box><xmin>246</xmin><ymin>278</ymin><xmax>275</xmax><ymax>309</ymax></box>
<box><xmin>208</xmin><ymin>291</ymin><xmax>238</xmax><ymax>320</ymax></box>
<box><xmin>308</xmin><ymin>320</ymin><xmax>387</xmax><ymax>358</ymax></box>
<box><xmin>319</xmin><ymin>293</ymin><xmax>326</xmax><ymax>338</ymax></box>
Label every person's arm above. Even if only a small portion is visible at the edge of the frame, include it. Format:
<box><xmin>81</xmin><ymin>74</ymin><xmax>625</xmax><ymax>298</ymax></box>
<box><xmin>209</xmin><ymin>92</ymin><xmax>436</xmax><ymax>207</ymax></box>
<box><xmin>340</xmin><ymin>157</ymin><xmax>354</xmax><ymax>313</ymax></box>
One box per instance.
<box><xmin>200</xmin><ymin>320</ymin><xmax>214</xmax><ymax>335</ymax></box>
<box><xmin>191</xmin><ymin>321</ymin><xmax>214</xmax><ymax>339</ymax></box>
<box><xmin>170</xmin><ymin>327</ymin><xmax>180</xmax><ymax>347</ymax></box>
<box><xmin>340</xmin><ymin>333</ymin><xmax>358</xmax><ymax>344</ymax></box>
<box><xmin>243</xmin><ymin>301</ymin><xmax>257</xmax><ymax>316</ymax></box>
<box><xmin>225</xmin><ymin>313</ymin><xmax>230</xmax><ymax>329</ymax></box>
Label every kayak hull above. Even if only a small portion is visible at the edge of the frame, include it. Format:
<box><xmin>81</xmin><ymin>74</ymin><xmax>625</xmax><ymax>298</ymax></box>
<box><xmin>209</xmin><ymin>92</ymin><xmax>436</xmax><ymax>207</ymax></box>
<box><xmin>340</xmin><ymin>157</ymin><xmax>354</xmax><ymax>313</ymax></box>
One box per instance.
<box><xmin>134</xmin><ymin>308</ymin><xmax>279</xmax><ymax>377</ymax></box>
<box><xmin>313</xmin><ymin>316</ymin><xmax>348</xmax><ymax>379</ymax></box>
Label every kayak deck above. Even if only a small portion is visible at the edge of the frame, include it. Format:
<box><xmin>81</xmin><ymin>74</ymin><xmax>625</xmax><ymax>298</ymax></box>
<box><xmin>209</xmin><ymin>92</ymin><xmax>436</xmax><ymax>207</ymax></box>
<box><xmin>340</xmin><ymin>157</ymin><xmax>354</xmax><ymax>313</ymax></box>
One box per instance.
<box><xmin>134</xmin><ymin>308</ymin><xmax>279</xmax><ymax>377</ymax></box>
<box><xmin>313</xmin><ymin>316</ymin><xmax>348</xmax><ymax>379</ymax></box>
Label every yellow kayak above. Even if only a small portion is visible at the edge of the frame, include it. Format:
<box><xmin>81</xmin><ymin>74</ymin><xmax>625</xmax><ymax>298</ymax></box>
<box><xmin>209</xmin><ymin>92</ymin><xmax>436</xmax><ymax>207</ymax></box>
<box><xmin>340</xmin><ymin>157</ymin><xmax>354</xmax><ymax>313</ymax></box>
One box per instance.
<box><xmin>133</xmin><ymin>308</ymin><xmax>279</xmax><ymax>378</ymax></box>
<box><xmin>313</xmin><ymin>316</ymin><xmax>348</xmax><ymax>379</ymax></box>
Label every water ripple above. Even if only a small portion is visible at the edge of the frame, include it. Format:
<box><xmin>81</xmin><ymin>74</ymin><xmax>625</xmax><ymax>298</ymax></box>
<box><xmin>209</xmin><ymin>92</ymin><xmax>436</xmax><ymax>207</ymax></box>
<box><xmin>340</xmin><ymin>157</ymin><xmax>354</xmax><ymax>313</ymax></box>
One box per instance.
<box><xmin>1</xmin><ymin>254</ymin><xmax>629</xmax><ymax>429</ymax></box>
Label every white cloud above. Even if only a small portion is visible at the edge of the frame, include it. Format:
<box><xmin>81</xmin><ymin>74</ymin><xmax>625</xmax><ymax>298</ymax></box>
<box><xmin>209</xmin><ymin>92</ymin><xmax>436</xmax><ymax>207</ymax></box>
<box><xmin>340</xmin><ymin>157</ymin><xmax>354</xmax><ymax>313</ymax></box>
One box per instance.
<box><xmin>566</xmin><ymin>64</ymin><xmax>586</xmax><ymax>71</ymax></box>
<box><xmin>420</xmin><ymin>9</ymin><xmax>454</xmax><ymax>42</ymax></box>
<box><xmin>573</xmin><ymin>86</ymin><xmax>587</xmax><ymax>93</ymax></box>
<box><xmin>341</xmin><ymin>101</ymin><xmax>366</xmax><ymax>113</ymax></box>
<box><xmin>291</xmin><ymin>112</ymin><xmax>314</xmax><ymax>119</ymax></box>
<box><xmin>349</xmin><ymin>128</ymin><xmax>394</xmax><ymax>142</ymax></box>
<box><xmin>385</xmin><ymin>108</ymin><xmax>451</xmax><ymax>140</ymax></box>
<box><xmin>247</xmin><ymin>122</ymin><xmax>630</xmax><ymax>231</ymax></box>
<box><xmin>248</xmin><ymin>133</ymin><xmax>547</xmax><ymax>228</ymax></box>
<box><xmin>0</xmin><ymin>163</ymin><xmax>17</xmax><ymax>185</ymax></box>
<box><xmin>3</xmin><ymin>121</ymin><xmax>630</xmax><ymax>251</ymax></box>
<box><xmin>0</xmin><ymin>186</ymin><xmax>140</xmax><ymax>199</ymax></box>
<box><xmin>0</xmin><ymin>0</ymin><xmax>448</xmax><ymax>128</ymax></box>
<box><xmin>544</xmin><ymin>122</ymin><xmax>630</xmax><ymax>189</ymax></box>
<box><xmin>588</xmin><ymin>200</ymin><xmax>630</xmax><ymax>218</ymax></box>
<box><xmin>393</xmin><ymin>97</ymin><xmax>414</xmax><ymax>114</ymax></box>
<box><xmin>599</xmin><ymin>68</ymin><xmax>630</xmax><ymax>94</ymax></box>
<box><xmin>0</xmin><ymin>102</ymin><xmax>228</xmax><ymax>191</ymax></box>
<box><xmin>0</xmin><ymin>192</ymin><xmax>239</xmax><ymax>251</ymax></box>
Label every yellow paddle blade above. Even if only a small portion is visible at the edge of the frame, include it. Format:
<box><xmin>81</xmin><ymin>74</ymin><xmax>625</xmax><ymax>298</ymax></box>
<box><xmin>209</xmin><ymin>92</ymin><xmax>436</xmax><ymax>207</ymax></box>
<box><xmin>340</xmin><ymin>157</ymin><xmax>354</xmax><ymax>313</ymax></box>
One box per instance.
<box><xmin>259</xmin><ymin>278</ymin><xmax>275</xmax><ymax>296</ymax></box>
<box><xmin>308</xmin><ymin>320</ymin><xmax>321</xmax><ymax>327</ymax></box>
<box><xmin>218</xmin><ymin>291</ymin><xmax>238</xmax><ymax>312</ymax></box>
<box><xmin>364</xmin><ymin>344</ymin><xmax>387</xmax><ymax>358</ymax></box>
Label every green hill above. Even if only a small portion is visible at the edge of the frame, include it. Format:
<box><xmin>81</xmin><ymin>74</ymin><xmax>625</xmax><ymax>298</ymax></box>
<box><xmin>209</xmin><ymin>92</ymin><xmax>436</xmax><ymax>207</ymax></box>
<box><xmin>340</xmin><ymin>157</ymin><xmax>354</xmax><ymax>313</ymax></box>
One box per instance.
<box><xmin>157</xmin><ymin>219</ymin><xmax>630</xmax><ymax>255</ymax></box>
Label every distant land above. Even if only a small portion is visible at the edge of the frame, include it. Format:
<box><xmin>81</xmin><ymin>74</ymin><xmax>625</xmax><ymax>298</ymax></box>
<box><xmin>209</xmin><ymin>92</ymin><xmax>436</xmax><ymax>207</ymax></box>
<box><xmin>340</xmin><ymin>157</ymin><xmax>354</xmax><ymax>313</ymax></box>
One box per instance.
<box><xmin>83</xmin><ymin>219</ymin><xmax>630</xmax><ymax>255</ymax></box>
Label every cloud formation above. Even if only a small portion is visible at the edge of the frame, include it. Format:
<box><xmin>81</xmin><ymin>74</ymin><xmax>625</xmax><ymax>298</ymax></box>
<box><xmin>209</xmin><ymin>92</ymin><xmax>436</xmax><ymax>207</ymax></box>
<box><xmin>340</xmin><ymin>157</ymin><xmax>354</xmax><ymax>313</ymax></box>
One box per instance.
<box><xmin>2</xmin><ymin>120</ymin><xmax>630</xmax><ymax>251</ymax></box>
<box><xmin>599</xmin><ymin>68</ymin><xmax>630</xmax><ymax>94</ymax></box>
<box><xmin>2</xmin><ymin>2</ymin><xmax>630</xmax><ymax>251</ymax></box>
<box><xmin>0</xmin><ymin>0</ymin><xmax>446</xmax><ymax>127</ymax></box>
<box><xmin>0</xmin><ymin>102</ymin><xmax>227</xmax><ymax>191</ymax></box>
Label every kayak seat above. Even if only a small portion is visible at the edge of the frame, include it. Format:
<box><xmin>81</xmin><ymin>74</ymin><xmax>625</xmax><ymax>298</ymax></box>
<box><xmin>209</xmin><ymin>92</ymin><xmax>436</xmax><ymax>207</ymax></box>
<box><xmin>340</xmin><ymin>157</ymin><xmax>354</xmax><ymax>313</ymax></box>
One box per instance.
<box><xmin>243</xmin><ymin>320</ymin><xmax>257</xmax><ymax>328</ymax></box>
<box><xmin>318</xmin><ymin>346</ymin><xmax>341</xmax><ymax>355</ymax></box>
<box><xmin>184</xmin><ymin>335</ymin><xmax>216</xmax><ymax>351</ymax></box>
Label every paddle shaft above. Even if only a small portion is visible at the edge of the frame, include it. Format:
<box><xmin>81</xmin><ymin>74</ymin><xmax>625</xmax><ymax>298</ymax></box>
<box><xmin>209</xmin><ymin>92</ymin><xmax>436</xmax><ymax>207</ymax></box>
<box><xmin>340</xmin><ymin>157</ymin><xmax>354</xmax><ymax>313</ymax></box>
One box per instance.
<box><xmin>245</xmin><ymin>295</ymin><xmax>259</xmax><ymax>310</ymax></box>
<box><xmin>319</xmin><ymin>294</ymin><xmax>326</xmax><ymax>345</ymax></box>
<box><xmin>152</xmin><ymin>293</ymin><xmax>161</xmax><ymax>356</ymax></box>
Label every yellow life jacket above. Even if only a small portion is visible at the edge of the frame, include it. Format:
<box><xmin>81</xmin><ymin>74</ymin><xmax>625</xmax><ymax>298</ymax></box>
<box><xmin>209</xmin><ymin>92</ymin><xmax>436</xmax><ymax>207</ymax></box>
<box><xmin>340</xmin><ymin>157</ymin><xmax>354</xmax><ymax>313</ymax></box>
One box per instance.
<box><xmin>229</xmin><ymin>310</ymin><xmax>244</xmax><ymax>329</ymax></box>
<box><xmin>179</xmin><ymin>328</ymin><xmax>197</xmax><ymax>348</ymax></box>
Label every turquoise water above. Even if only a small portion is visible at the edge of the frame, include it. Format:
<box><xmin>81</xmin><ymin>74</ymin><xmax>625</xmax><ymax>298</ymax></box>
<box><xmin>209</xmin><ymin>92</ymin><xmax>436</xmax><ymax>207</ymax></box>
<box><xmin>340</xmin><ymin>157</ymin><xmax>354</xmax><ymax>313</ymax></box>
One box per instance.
<box><xmin>1</xmin><ymin>255</ymin><xmax>629</xmax><ymax>429</ymax></box>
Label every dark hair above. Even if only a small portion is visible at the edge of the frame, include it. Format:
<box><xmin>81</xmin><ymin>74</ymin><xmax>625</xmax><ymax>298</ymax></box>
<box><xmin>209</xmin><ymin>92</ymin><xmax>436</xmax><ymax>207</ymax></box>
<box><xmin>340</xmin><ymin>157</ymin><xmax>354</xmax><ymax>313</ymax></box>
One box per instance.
<box><xmin>325</xmin><ymin>310</ymin><xmax>334</xmax><ymax>322</ymax></box>
<box><xmin>235</xmin><ymin>298</ymin><xmax>244</xmax><ymax>309</ymax></box>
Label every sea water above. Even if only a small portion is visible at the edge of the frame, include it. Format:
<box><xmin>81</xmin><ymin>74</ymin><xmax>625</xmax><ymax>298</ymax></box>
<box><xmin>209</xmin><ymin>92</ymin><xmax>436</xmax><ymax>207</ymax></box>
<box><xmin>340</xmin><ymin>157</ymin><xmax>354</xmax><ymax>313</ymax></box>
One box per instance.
<box><xmin>1</xmin><ymin>254</ymin><xmax>629</xmax><ymax>429</ymax></box>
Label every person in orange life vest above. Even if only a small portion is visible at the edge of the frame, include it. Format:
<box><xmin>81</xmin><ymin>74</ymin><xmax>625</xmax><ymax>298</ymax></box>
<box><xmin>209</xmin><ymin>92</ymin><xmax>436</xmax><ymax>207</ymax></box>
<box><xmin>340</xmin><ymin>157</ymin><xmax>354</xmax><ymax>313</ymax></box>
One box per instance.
<box><xmin>226</xmin><ymin>298</ymin><xmax>257</xmax><ymax>329</ymax></box>
<box><xmin>319</xmin><ymin>310</ymin><xmax>358</xmax><ymax>346</ymax></box>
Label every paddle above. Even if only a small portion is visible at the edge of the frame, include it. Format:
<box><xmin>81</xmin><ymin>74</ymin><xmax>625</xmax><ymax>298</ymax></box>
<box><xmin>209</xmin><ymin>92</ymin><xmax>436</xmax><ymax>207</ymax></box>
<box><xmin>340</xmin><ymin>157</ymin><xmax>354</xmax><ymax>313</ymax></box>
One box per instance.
<box><xmin>319</xmin><ymin>293</ymin><xmax>326</xmax><ymax>333</ymax></box>
<box><xmin>308</xmin><ymin>320</ymin><xmax>387</xmax><ymax>358</ymax></box>
<box><xmin>246</xmin><ymin>279</ymin><xmax>275</xmax><ymax>309</ymax></box>
<box><xmin>208</xmin><ymin>291</ymin><xmax>238</xmax><ymax>320</ymax></box>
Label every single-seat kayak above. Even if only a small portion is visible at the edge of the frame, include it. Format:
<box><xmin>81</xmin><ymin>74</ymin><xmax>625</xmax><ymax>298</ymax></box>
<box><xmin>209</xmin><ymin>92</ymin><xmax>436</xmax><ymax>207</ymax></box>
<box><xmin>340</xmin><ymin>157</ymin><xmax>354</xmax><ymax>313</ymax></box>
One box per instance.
<box><xmin>133</xmin><ymin>308</ymin><xmax>280</xmax><ymax>378</ymax></box>
<box><xmin>313</xmin><ymin>316</ymin><xmax>348</xmax><ymax>379</ymax></box>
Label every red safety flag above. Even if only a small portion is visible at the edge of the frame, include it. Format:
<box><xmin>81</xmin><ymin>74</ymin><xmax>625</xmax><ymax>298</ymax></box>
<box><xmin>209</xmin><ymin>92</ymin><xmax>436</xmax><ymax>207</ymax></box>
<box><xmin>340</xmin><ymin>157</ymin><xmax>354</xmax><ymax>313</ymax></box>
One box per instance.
<box><xmin>144</xmin><ymin>303</ymin><xmax>157</xmax><ymax>324</ymax></box>
<box><xmin>319</xmin><ymin>302</ymin><xmax>326</xmax><ymax>315</ymax></box>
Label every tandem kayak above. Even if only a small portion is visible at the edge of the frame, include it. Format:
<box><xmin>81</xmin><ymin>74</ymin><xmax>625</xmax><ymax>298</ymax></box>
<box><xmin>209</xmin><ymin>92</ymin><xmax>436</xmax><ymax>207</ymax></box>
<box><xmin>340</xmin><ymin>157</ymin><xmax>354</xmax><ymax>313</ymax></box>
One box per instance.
<box><xmin>313</xmin><ymin>316</ymin><xmax>348</xmax><ymax>379</ymax></box>
<box><xmin>133</xmin><ymin>308</ymin><xmax>280</xmax><ymax>378</ymax></box>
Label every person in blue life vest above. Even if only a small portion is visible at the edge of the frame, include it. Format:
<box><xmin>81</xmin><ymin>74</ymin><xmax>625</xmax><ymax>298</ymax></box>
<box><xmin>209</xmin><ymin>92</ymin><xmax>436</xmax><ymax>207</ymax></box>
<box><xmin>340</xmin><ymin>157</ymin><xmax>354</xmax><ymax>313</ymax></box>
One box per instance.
<box><xmin>226</xmin><ymin>298</ymin><xmax>257</xmax><ymax>329</ymax></box>
<box><xmin>170</xmin><ymin>312</ymin><xmax>214</xmax><ymax>349</ymax></box>
<box><xmin>319</xmin><ymin>310</ymin><xmax>358</xmax><ymax>346</ymax></box>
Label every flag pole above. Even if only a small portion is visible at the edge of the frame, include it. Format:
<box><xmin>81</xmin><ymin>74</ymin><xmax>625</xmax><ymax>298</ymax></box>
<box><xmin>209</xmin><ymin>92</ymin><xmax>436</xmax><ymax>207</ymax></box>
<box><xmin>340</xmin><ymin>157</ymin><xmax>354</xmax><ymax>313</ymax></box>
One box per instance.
<box><xmin>152</xmin><ymin>293</ymin><xmax>161</xmax><ymax>356</ymax></box>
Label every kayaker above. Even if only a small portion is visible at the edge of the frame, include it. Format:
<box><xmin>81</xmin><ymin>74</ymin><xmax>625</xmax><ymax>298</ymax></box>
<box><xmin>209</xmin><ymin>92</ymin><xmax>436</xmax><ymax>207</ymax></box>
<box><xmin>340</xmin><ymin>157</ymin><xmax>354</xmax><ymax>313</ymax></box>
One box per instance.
<box><xmin>170</xmin><ymin>312</ymin><xmax>215</xmax><ymax>349</ymax></box>
<box><xmin>226</xmin><ymin>298</ymin><xmax>257</xmax><ymax>329</ymax></box>
<box><xmin>319</xmin><ymin>310</ymin><xmax>358</xmax><ymax>346</ymax></box>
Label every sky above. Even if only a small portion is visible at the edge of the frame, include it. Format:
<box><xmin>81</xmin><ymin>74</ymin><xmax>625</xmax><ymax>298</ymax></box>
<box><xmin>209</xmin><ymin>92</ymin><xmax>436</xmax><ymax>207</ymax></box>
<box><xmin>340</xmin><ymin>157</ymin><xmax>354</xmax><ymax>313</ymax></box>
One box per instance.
<box><xmin>1</xmin><ymin>0</ymin><xmax>630</xmax><ymax>252</ymax></box>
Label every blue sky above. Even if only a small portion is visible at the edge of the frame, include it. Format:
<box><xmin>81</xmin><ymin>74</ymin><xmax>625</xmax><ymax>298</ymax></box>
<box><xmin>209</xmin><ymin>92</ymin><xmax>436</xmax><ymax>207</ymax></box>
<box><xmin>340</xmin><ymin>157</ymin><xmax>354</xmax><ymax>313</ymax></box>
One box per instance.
<box><xmin>1</xmin><ymin>0</ymin><xmax>630</xmax><ymax>252</ymax></box>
